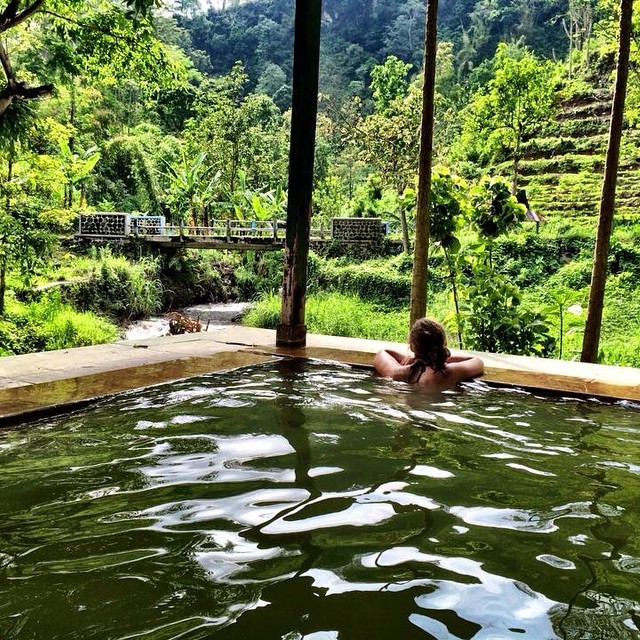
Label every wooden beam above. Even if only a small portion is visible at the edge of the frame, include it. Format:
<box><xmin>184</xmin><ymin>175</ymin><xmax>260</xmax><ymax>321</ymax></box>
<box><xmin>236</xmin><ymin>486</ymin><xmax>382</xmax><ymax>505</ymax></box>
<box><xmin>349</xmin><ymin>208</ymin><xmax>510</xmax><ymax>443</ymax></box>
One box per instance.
<box><xmin>410</xmin><ymin>0</ymin><xmax>439</xmax><ymax>326</ymax></box>
<box><xmin>276</xmin><ymin>0</ymin><xmax>322</xmax><ymax>348</ymax></box>
<box><xmin>581</xmin><ymin>0</ymin><xmax>633</xmax><ymax>362</ymax></box>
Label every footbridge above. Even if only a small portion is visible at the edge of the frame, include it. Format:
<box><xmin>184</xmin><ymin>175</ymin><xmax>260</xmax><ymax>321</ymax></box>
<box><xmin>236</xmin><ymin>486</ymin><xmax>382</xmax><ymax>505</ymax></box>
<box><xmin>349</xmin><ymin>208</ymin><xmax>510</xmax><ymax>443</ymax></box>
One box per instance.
<box><xmin>76</xmin><ymin>213</ymin><xmax>389</xmax><ymax>251</ymax></box>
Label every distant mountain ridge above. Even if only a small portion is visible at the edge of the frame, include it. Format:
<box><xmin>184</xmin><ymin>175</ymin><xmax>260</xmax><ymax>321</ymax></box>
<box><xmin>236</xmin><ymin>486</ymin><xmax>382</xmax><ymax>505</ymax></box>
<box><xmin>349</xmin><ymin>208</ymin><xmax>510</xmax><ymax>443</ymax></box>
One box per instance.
<box><xmin>177</xmin><ymin>0</ymin><xmax>569</xmax><ymax>100</ymax></box>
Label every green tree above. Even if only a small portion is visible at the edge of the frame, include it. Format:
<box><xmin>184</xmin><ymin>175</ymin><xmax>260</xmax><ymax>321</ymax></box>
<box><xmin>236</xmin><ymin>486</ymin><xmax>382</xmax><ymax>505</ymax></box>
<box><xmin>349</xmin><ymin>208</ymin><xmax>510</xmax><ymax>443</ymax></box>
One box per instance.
<box><xmin>461</xmin><ymin>175</ymin><xmax>554</xmax><ymax>355</ymax></box>
<box><xmin>383</xmin><ymin>0</ymin><xmax>426</xmax><ymax>67</ymax></box>
<box><xmin>0</xmin><ymin>0</ymin><xmax>179</xmax><ymax>120</ymax></box>
<box><xmin>457</xmin><ymin>43</ymin><xmax>556</xmax><ymax>192</ymax></box>
<box><xmin>186</xmin><ymin>62</ymin><xmax>288</xmax><ymax>196</ymax></box>
<box><xmin>256</xmin><ymin>62</ymin><xmax>289</xmax><ymax>109</ymax></box>
<box><xmin>0</xmin><ymin>201</ymin><xmax>55</xmax><ymax>315</ymax></box>
<box><xmin>89</xmin><ymin>129</ymin><xmax>168</xmax><ymax>212</ymax></box>
<box><xmin>370</xmin><ymin>55</ymin><xmax>412</xmax><ymax>112</ymax></box>
<box><xmin>359</xmin><ymin>56</ymin><xmax>421</xmax><ymax>253</ymax></box>
<box><xmin>429</xmin><ymin>167</ymin><xmax>469</xmax><ymax>346</ymax></box>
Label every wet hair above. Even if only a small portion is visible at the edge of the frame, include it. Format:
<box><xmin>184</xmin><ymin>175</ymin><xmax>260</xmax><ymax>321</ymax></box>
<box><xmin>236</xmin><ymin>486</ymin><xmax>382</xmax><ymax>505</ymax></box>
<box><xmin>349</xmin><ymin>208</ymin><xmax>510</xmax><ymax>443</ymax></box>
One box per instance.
<box><xmin>407</xmin><ymin>317</ymin><xmax>451</xmax><ymax>382</ymax></box>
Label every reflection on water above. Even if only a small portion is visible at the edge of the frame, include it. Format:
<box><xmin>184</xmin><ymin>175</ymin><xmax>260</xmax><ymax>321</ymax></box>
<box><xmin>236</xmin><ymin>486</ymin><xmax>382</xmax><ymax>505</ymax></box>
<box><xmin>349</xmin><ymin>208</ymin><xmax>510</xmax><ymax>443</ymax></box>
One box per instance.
<box><xmin>1</xmin><ymin>360</ymin><xmax>639</xmax><ymax>639</ymax></box>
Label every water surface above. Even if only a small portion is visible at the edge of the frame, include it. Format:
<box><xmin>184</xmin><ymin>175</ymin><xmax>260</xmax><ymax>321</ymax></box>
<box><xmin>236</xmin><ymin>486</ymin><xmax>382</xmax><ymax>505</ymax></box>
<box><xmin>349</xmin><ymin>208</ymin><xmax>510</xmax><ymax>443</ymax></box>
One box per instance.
<box><xmin>1</xmin><ymin>360</ymin><xmax>639</xmax><ymax>639</ymax></box>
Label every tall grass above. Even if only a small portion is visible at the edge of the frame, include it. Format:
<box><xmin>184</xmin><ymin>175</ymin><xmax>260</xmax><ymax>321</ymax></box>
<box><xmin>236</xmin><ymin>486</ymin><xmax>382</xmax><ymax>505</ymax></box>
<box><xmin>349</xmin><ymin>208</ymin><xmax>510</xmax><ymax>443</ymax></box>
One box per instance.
<box><xmin>0</xmin><ymin>294</ymin><xmax>119</xmax><ymax>356</ymax></box>
<box><xmin>243</xmin><ymin>291</ymin><xmax>454</xmax><ymax>342</ymax></box>
<box><xmin>71</xmin><ymin>249</ymin><xmax>163</xmax><ymax>320</ymax></box>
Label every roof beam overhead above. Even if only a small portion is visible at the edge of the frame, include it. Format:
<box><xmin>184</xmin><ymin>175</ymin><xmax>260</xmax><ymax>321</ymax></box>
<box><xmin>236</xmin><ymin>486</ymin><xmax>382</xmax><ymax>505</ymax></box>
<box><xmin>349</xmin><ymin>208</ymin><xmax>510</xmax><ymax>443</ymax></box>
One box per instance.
<box><xmin>276</xmin><ymin>0</ymin><xmax>322</xmax><ymax>348</ymax></box>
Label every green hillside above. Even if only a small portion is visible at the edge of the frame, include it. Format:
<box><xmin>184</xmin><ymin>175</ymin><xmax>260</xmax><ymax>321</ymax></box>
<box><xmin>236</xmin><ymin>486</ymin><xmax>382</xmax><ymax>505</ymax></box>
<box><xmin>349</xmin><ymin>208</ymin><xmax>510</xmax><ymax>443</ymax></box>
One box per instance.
<box><xmin>492</xmin><ymin>89</ymin><xmax>640</xmax><ymax>224</ymax></box>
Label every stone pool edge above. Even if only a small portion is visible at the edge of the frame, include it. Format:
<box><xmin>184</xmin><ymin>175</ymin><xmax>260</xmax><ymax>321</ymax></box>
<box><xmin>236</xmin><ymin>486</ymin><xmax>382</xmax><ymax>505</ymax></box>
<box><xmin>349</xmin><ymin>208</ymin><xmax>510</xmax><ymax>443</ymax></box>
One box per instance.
<box><xmin>1</xmin><ymin>326</ymin><xmax>639</xmax><ymax>423</ymax></box>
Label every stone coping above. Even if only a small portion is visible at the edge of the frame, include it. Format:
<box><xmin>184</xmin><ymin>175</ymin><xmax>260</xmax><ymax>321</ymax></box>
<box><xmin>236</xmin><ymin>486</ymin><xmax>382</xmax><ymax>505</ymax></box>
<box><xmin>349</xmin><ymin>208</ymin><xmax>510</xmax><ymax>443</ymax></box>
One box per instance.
<box><xmin>1</xmin><ymin>325</ymin><xmax>639</xmax><ymax>424</ymax></box>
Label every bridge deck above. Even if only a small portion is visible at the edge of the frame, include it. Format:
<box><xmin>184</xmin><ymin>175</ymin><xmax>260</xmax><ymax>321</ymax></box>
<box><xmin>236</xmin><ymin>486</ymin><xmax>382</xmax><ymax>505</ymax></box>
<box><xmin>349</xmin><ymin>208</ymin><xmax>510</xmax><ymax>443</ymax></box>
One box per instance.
<box><xmin>142</xmin><ymin>235</ymin><xmax>286</xmax><ymax>251</ymax></box>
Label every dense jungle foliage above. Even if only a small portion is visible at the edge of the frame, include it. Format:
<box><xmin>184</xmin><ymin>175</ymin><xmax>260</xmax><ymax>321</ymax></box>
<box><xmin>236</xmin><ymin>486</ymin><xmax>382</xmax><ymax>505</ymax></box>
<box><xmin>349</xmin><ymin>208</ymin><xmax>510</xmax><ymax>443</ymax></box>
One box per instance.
<box><xmin>1</xmin><ymin>0</ymin><xmax>639</xmax><ymax>365</ymax></box>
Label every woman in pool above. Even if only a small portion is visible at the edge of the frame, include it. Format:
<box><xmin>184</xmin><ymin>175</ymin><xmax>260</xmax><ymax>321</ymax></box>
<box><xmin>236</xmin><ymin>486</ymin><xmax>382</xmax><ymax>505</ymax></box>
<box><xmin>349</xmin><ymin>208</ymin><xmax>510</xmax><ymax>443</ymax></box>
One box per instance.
<box><xmin>374</xmin><ymin>317</ymin><xmax>484</xmax><ymax>388</ymax></box>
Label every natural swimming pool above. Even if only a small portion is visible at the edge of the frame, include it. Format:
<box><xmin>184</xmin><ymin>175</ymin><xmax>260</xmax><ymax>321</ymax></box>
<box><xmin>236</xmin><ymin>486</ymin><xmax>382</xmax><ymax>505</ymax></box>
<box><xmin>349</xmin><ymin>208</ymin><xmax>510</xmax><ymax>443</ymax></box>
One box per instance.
<box><xmin>0</xmin><ymin>359</ymin><xmax>639</xmax><ymax>639</ymax></box>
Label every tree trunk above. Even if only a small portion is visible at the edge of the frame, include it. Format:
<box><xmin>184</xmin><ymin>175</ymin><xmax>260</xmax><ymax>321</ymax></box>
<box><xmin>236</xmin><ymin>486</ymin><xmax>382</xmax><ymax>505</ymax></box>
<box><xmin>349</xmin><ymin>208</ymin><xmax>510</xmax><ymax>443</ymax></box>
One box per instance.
<box><xmin>563</xmin><ymin>17</ymin><xmax>574</xmax><ymax>79</ymax></box>
<box><xmin>399</xmin><ymin>206</ymin><xmax>410</xmax><ymax>253</ymax></box>
<box><xmin>397</xmin><ymin>185</ymin><xmax>410</xmax><ymax>253</ymax></box>
<box><xmin>0</xmin><ymin>257</ymin><xmax>6</xmax><ymax>316</ymax></box>
<box><xmin>409</xmin><ymin>0</ymin><xmax>439</xmax><ymax>326</ymax></box>
<box><xmin>276</xmin><ymin>0</ymin><xmax>322</xmax><ymax>347</ymax></box>
<box><xmin>581</xmin><ymin>0</ymin><xmax>633</xmax><ymax>363</ymax></box>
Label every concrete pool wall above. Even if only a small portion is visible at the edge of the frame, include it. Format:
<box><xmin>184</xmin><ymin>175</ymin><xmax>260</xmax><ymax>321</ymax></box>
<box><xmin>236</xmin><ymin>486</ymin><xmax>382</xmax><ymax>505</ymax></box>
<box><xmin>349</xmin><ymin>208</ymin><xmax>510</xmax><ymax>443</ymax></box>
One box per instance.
<box><xmin>1</xmin><ymin>326</ymin><xmax>640</xmax><ymax>424</ymax></box>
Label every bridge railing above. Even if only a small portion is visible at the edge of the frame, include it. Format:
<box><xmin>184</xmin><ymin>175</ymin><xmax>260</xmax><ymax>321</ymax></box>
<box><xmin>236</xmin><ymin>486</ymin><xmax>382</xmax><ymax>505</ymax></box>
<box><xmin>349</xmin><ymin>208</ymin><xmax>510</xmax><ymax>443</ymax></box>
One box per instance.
<box><xmin>159</xmin><ymin>219</ymin><xmax>287</xmax><ymax>240</ymax></box>
<box><xmin>77</xmin><ymin>213</ymin><xmax>383</xmax><ymax>244</ymax></box>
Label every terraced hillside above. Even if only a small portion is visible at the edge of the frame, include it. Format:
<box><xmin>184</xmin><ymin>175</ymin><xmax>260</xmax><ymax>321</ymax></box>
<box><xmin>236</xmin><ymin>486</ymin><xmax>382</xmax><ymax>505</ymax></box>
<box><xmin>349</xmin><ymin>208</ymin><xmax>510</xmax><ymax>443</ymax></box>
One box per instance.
<box><xmin>499</xmin><ymin>90</ymin><xmax>640</xmax><ymax>222</ymax></box>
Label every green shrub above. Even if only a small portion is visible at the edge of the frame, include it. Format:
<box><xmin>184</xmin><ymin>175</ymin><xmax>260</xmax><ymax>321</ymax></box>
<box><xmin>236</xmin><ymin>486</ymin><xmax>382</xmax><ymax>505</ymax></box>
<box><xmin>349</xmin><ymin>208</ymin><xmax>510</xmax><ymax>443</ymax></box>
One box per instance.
<box><xmin>319</xmin><ymin>262</ymin><xmax>412</xmax><ymax>308</ymax></box>
<box><xmin>547</xmin><ymin>260</ymin><xmax>593</xmax><ymax>291</ymax></box>
<box><xmin>597</xmin><ymin>340</ymin><xmax>640</xmax><ymax>367</ymax></box>
<box><xmin>555</xmin><ymin>230</ymin><xmax>595</xmax><ymax>260</ymax></box>
<box><xmin>313</xmin><ymin>237</ymin><xmax>402</xmax><ymax>260</ymax></box>
<box><xmin>608</xmin><ymin>243</ymin><xmax>640</xmax><ymax>283</ymax></box>
<box><xmin>461</xmin><ymin>266</ymin><xmax>556</xmax><ymax>356</ymax></box>
<box><xmin>232</xmin><ymin>251</ymin><xmax>286</xmax><ymax>300</ymax></box>
<box><xmin>161</xmin><ymin>252</ymin><xmax>236</xmax><ymax>307</ymax></box>
<box><xmin>71</xmin><ymin>250</ymin><xmax>163</xmax><ymax>320</ymax></box>
<box><xmin>0</xmin><ymin>313</ymin><xmax>47</xmax><ymax>355</ymax></box>
<box><xmin>242</xmin><ymin>293</ymin><xmax>281</xmax><ymax>329</ymax></box>
<box><xmin>0</xmin><ymin>294</ymin><xmax>118</xmax><ymax>355</ymax></box>
<box><xmin>493</xmin><ymin>235</ymin><xmax>562</xmax><ymax>287</ymax></box>
<box><xmin>41</xmin><ymin>308</ymin><xmax>119</xmax><ymax>350</ymax></box>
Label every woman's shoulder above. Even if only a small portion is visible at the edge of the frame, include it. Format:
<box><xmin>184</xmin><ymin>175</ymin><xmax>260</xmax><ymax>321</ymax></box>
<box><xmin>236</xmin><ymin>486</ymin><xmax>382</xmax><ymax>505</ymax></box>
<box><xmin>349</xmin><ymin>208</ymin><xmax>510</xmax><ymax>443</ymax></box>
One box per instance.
<box><xmin>416</xmin><ymin>357</ymin><xmax>484</xmax><ymax>389</ymax></box>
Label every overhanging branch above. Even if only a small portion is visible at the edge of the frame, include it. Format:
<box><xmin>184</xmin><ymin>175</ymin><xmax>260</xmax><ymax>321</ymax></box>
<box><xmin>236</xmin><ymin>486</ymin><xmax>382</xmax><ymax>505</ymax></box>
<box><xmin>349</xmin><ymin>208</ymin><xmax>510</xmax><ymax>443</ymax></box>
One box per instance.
<box><xmin>0</xmin><ymin>80</ymin><xmax>54</xmax><ymax>117</ymax></box>
<box><xmin>0</xmin><ymin>0</ymin><xmax>44</xmax><ymax>34</ymax></box>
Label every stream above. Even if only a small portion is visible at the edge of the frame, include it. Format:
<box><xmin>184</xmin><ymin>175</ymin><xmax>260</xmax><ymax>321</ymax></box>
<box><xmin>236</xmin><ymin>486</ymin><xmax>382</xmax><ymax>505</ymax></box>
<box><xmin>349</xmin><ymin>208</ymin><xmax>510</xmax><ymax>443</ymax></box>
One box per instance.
<box><xmin>121</xmin><ymin>302</ymin><xmax>254</xmax><ymax>341</ymax></box>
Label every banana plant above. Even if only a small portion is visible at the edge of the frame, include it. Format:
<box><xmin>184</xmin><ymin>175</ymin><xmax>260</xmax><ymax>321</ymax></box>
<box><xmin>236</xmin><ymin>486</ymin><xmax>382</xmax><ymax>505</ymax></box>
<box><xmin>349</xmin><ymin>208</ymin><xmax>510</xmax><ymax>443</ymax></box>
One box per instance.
<box><xmin>251</xmin><ymin>184</ymin><xmax>287</xmax><ymax>221</ymax></box>
<box><xmin>230</xmin><ymin>171</ymin><xmax>287</xmax><ymax>222</ymax></box>
<box><xmin>58</xmin><ymin>140</ymin><xmax>101</xmax><ymax>208</ymax></box>
<box><xmin>161</xmin><ymin>151</ymin><xmax>222</xmax><ymax>226</ymax></box>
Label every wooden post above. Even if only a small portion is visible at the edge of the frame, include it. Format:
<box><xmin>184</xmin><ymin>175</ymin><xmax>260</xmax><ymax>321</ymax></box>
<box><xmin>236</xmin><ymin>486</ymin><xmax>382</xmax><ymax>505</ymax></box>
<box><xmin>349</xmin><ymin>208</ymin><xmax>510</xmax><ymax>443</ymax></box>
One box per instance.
<box><xmin>581</xmin><ymin>0</ymin><xmax>633</xmax><ymax>363</ymax></box>
<box><xmin>410</xmin><ymin>0</ymin><xmax>439</xmax><ymax>326</ymax></box>
<box><xmin>276</xmin><ymin>0</ymin><xmax>322</xmax><ymax>347</ymax></box>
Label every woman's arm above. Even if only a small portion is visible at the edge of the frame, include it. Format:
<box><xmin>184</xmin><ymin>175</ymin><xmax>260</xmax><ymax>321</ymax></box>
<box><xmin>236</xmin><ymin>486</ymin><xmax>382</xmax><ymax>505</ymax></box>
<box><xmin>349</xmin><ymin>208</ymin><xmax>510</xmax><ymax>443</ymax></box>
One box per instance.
<box><xmin>374</xmin><ymin>349</ymin><xmax>414</xmax><ymax>381</ymax></box>
<box><xmin>385</xmin><ymin>349</ymin><xmax>410</xmax><ymax>364</ymax></box>
<box><xmin>446</xmin><ymin>355</ymin><xmax>484</xmax><ymax>380</ymax></box>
